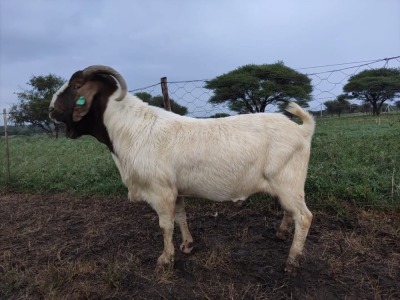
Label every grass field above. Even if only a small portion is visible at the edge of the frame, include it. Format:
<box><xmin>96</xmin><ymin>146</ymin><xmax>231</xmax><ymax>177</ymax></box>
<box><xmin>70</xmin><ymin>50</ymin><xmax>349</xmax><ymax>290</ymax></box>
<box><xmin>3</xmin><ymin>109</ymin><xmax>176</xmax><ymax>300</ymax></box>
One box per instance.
<box><xmin>308</xmin><ymin>113</ymin><xmax>400</xmax><ymax>209</ymax></box>
<box><xmin>1</xmin><ymin>112</ymin><xmax>399</xmax><ymax>209</ymax></box>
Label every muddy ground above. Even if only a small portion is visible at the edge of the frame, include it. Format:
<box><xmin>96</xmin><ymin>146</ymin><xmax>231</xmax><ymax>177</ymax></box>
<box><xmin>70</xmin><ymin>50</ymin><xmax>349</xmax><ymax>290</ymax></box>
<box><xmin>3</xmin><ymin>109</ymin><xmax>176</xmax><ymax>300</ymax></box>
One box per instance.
<box><xmin>1</xmin><ymin>193</ymin><xmax>399</xmax><ymax>299</ymax></box>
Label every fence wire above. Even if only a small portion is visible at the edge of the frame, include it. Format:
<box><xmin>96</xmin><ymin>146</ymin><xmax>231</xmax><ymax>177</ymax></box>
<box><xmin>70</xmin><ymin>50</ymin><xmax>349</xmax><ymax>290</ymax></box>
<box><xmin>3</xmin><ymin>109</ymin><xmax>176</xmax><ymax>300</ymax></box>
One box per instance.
<box><xmin>1</xmin><ymin>56</ymin><xmax>399</xmax><ymax>127</ymax></box>
<box><xmin>129</xmin><ymin>55</ymin><xmax>400</xmax><ymax>117</ymax></box>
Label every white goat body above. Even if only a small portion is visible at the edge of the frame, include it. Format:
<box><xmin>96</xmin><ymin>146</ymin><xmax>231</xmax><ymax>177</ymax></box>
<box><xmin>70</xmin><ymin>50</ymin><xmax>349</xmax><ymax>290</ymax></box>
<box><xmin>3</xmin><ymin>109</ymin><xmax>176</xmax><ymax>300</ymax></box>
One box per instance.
<box><xmin>104</xmin><ymin>93</ymin><xmax>314</xmax><ymax>273</ymax></box>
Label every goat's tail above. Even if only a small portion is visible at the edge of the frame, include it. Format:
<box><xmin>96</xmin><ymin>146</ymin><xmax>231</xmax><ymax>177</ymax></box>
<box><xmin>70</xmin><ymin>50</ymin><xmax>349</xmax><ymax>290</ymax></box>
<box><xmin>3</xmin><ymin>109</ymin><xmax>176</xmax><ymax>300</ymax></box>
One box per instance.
<box><xmin>285</xmin><ymin>102</ymin><xmax>315</xmax><ymax>138</ymax></box>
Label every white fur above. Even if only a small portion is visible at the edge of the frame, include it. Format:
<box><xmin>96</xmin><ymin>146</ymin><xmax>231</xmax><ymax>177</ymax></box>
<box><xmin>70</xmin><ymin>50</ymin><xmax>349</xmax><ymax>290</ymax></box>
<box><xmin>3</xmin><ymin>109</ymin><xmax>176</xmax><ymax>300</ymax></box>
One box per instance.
<box><xmin>50</xmin><ymin>82</ymin><xmax>68</xmax><ymax>108</ymax></box>
<box><xmin>102</xmin><ymin>91</ymin><xmax>315</xmax><ymax>272</ymax></box>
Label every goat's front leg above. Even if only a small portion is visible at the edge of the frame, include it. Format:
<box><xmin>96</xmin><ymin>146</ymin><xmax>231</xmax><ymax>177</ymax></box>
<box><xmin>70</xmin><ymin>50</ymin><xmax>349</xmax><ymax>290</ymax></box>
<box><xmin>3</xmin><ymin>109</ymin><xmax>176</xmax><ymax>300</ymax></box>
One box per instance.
<box><xmin>175</xmin><ymin>196</ymin><xmax>194</xmax><ymax>254</ymax></box>
<box><xmin>148</xmin><ymin>193</ymin><xmax>176</xmax><ymax>270</ymax></box>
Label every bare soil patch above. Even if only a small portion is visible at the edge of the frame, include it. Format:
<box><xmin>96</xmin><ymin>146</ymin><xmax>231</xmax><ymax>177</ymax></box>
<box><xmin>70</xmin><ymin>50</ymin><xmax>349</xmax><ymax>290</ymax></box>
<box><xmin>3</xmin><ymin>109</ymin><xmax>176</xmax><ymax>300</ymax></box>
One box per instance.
<box><xmin>1</xmin><ymin>193</ymin><xmax>399</xmax><ymax>299</ymax></box>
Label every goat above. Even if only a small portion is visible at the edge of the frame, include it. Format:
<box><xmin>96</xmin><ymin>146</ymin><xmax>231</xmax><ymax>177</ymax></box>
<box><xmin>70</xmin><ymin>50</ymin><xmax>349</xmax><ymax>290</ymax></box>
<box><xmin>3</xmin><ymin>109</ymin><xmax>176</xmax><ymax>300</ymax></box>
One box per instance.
<box><xmin>49</xmin><ymin>65</ymin><xmax>315</xmax><ymax>274</ymax></box>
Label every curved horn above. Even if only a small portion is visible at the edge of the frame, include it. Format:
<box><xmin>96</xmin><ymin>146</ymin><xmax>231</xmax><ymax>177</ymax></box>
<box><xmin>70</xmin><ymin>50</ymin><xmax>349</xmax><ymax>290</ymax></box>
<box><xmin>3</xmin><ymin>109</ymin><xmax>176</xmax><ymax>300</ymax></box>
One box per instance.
<box><xmin>82</xmin><ymin>65</ymin><xmax>127</xmax><ymax>101</ymax></box>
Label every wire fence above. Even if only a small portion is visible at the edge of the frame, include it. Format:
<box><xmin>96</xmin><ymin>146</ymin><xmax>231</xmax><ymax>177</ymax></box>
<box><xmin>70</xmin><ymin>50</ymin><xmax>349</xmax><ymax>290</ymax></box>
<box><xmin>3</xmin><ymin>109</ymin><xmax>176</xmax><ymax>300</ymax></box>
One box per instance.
<box><xmin>1</xmin><ymin>57</ymin><xmax>400</xmax><ymax>208</ymax></box>
<box><xmin>128</xmin><ymin>55</ymin><xmax>400</xmax><ymax>118</ymax></box>
<box><xmin>1</xmin><ymin>55</ymin><xmax>400</xmax><ymax>130</ymax></box>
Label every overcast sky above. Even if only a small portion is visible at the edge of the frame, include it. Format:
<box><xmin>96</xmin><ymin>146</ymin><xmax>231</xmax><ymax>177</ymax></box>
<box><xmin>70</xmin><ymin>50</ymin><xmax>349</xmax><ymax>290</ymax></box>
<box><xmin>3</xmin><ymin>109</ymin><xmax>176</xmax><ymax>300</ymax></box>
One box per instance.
<box><xmin>1</xmin><ymin>0</ymin><xmax>399</xmax><ymax>115</ymax></box>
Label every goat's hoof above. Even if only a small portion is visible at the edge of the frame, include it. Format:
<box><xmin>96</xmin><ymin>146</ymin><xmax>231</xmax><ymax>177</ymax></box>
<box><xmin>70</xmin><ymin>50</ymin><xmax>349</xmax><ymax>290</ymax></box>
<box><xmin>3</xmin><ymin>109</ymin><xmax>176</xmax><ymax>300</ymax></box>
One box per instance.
<box><xmin>156</xmin><ymin>263</ymin><xmax>173</xmax><ymax>273</ymax></box>
<box><xmin>285</xmin><ymin>255</ymin><xmax>304</xmax><ymax>276</ymax></box>
<box><xmin>156</xmin><ymin>254</ymin><xmax>174</xmax><ymax>272</ymax></box>
<box><xmin>276</xmin><ymin>230</ymin><xmax>287</xmax><ymax>240</ymax></box>
<box><xmin>284</xmin><ymin>259</ymin><xmax>299</xmax><ymax>276</ymax></box>
<box><xmin>284</xmin><ymin>264</ymin><xmax>297</xmax><ymax>275</ymax></box>
<box><xmin>180</xmin><ymin>242</ymin><xmax>194</xmax><ymax>254</ymax></box>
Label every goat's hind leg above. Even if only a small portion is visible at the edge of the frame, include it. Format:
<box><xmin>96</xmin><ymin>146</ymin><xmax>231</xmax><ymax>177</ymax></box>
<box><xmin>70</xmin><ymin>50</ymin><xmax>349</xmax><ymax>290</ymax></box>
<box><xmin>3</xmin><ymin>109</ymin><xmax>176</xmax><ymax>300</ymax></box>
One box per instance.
<box><xmin>288</xmin><ymin>202</ymin><xmax>312</xmax><ymax>274</ymax></box>
<box><xmin>276</xmin><ymin>190</ymin><xmax>313</xmax><ymax>274</ymax></box>
<box><xmin>175</xmin><ymin>196</ymin><xmax>194</xmax><ymax>254</ymax></box>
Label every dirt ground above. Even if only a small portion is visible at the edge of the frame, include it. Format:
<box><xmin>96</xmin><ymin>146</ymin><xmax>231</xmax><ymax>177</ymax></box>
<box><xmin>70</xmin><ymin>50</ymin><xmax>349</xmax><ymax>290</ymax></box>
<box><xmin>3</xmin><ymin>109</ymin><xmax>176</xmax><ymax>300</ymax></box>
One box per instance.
<box><xmin>1</xmin><ymin>193</ymin><xmax>399</xmax><ymax>300</ymax></box>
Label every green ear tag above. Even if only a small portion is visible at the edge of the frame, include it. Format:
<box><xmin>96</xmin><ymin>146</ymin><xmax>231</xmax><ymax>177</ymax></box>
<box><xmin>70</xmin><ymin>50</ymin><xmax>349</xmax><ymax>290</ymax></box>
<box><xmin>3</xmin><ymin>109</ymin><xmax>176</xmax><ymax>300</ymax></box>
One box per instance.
<box><xmin>76</xmin><ymin>96</ymin><xmax>86</xmax><ymax>106</ymax></box>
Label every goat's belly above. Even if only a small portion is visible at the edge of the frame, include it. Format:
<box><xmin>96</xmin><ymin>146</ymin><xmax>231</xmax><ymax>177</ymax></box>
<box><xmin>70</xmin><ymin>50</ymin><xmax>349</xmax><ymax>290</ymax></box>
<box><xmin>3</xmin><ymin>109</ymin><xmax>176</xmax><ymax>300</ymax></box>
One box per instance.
<box><xmin>177</xmin><ymin>178</ymin><xmax>268</xmax><ymax>202</ymax></box>
<box><xmin>178</xmin><ymin>191</ymin><xmax>248</xmax><ymax>202</ymax></box>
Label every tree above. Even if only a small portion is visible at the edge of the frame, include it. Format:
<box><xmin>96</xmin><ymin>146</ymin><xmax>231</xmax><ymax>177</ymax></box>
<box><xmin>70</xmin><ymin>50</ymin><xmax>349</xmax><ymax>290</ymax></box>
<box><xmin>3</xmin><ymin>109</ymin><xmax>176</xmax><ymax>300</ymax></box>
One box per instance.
<box><xmin>360</xmin><ymin>102</ymin><xmax>372</xmax><ymax>114</ymax></box>
<box><xmin>209</xmin><ymin>113</ymin><xmax>230</xmax><ymax>118</ymax></box>
<box><xmin>9</xmin><ymin>74</ymin><xmax>66</xmax><ymax>137</ymax></box>
<box><xmin>343</xmin><ymin>68</ymin><xmax>400</xmax><ymax>115</ymax></box>
<box><xmin>135</xmin><ymin>92</ymin><xmax>188</xmax><ymax>115</ymax></box>
<box><xmin>324</xmin><ymin>94</ymin><xmax>350</xmax><ymax>116</ymax></box>
<box><xmin>324</xmin><ymin>100</ymin><xmax>344</xmax><ymax>116</ymax></box>
<box><xmin>205</xmin><ymin>62</ymin><xmax>312</xmax><ymax>113</ymax></box>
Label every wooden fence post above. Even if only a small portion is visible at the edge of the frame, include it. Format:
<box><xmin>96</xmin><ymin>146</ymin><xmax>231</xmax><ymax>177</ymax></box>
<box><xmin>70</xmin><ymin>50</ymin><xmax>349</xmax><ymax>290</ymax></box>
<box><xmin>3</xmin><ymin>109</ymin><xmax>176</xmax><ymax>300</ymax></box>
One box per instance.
<box><xmin>3</xmin><ymin>108</ymin><xmax>11</xmax><ymax>182</ymax></box>
<box><xmin>161</xmin><ymin>77</ymin><xmax>172</xmax><ymax>112</ymax></box>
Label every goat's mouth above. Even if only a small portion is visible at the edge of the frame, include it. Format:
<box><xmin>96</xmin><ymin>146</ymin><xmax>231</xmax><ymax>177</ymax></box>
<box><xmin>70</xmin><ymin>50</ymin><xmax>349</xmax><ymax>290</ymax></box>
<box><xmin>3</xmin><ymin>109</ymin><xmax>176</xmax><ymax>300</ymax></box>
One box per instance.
<box><xmin>50</xmin><ymin>116</ymin><xmax>78</xmax><ymax>139</ymax></box>
<box><xmin>49</xmin><ymin>109</ymin><xmax>65</xmax><ymax>125</ymax></box>
<box><xmin>49</xmin><ymin>110</ymin><xmax>78</xmax><ymax>139</ymax></box>
<box><xmin>49</xmin><ymin>112</ymin><xmax>57</xmax><ymax>123</ymax></box>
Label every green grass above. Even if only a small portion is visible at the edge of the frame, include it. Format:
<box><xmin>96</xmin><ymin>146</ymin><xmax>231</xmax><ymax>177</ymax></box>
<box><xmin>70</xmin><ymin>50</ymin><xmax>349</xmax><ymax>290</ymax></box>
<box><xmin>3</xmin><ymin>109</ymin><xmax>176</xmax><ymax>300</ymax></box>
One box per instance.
<box><xmin>0</xmin><ymin>136</ymin><xmax>125</xmax><ymax>196</ymax></box>
<box><xmin>1</xmin><ymin>112</ymin><xmax>400</xmax><ymax>209</ymax></box>
<box><xmin>307</xmin><ymin>113</ymin><xmax>400</xmax><ymax>208</ymax></box>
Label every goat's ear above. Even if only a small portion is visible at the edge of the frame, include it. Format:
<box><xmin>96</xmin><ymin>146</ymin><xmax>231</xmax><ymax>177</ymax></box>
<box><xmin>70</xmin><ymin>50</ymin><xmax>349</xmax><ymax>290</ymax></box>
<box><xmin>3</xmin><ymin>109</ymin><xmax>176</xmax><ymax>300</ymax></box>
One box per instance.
<box><xmin>72</xmin><ymin>81</ymin><xmax>101</xmax><ymax>122</ymax></box>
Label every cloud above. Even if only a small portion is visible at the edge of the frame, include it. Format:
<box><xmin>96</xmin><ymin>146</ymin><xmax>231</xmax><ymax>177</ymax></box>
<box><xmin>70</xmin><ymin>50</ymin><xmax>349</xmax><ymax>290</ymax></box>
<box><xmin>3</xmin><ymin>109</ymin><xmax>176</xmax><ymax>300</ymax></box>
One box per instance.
<box><xmin>1</xmin><ymin>0</ymin><xmax>399</xmax><ymax>114</ymax></box>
